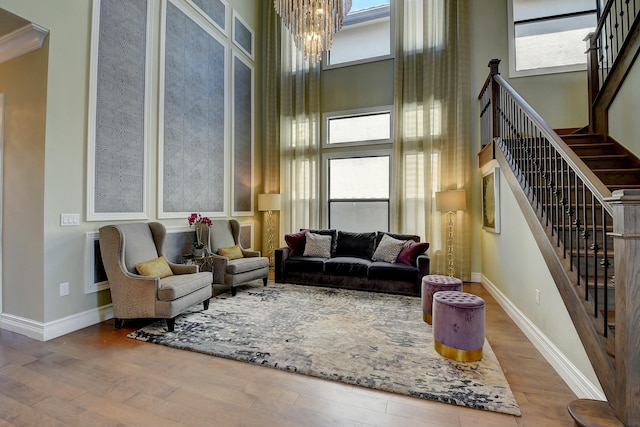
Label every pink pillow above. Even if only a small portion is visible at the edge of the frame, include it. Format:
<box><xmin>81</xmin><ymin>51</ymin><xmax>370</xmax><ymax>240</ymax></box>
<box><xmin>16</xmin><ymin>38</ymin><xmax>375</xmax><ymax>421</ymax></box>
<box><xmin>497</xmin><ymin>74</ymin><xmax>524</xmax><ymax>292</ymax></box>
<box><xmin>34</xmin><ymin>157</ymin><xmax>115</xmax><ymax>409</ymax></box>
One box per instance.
<box><xmin>397</xmin><ymin>241</ymin><xmax>429</xmax><ymax>266</ymax></box>
<box><xmin>285</xmin><ymin>231</ymin><xmax>306</xmax><ymax>256</ymax></box>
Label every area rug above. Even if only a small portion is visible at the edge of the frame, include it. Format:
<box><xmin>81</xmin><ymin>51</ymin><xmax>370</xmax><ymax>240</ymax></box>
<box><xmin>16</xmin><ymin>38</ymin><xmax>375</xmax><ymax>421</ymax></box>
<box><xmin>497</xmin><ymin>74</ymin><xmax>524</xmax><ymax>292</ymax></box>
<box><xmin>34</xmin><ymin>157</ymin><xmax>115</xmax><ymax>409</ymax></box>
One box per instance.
<box><xmin>128</xmin><ymin>283</ymin><xmax>521</xmax><ymax>416</ymax></box>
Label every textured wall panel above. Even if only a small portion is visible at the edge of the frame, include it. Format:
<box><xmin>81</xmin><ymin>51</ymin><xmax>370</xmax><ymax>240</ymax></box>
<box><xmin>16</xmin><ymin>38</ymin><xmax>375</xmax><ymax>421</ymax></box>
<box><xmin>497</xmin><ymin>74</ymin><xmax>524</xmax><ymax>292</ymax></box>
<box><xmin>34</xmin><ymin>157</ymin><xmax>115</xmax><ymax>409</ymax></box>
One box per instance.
<box><xmin>232</xmin><ymin>54</ymin><xmax>253</xmax><ymax>214</ymax></box>
<box><xmin>162</xmin><ymin>1</ymin><xmax>226</xmax><ymax>214</ymax></box>
<box><xmin>92</xmin><ymin>0</ymin><xmax>147</xmax><ymax>215</ymax></box>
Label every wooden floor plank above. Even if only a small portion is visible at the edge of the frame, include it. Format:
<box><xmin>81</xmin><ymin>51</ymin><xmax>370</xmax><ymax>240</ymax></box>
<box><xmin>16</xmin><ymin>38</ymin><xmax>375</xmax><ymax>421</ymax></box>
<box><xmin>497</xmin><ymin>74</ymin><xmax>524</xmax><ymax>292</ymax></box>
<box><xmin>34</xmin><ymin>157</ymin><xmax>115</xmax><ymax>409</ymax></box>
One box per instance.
<box><xmin>0</xmin><ymin>282</ymin><xmax>579</xmax><ymax>426</ymax></box>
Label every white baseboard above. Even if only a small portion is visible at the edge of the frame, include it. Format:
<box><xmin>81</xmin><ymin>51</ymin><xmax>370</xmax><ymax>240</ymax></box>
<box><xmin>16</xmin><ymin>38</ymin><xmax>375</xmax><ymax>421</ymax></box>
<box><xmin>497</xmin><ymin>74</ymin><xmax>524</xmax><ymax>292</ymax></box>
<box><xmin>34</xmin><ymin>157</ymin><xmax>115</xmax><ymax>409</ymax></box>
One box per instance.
<box><xmin>481</xmin><ymin>275</ymin><xmax>606</xmax><ymax>401</ymax></box>
<box><xmin>470</xmin><ymin>272</ymin><xmax>482</xmax><ymax>283</ymax></box>
<box><xmin>0</xmin><ymin>304</ymin><xmax>113</xmax><ymax>342</ymax></box>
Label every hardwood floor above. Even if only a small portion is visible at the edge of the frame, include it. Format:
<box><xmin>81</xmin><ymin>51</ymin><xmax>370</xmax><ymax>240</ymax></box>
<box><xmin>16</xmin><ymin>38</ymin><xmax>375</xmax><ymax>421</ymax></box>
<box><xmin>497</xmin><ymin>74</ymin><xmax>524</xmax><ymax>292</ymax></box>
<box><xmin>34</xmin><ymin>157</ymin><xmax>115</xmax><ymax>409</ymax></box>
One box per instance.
<box><xmin>0</xmin><ymin>282</ymin><xmax>578</xmax><ymax>426</ymax></box>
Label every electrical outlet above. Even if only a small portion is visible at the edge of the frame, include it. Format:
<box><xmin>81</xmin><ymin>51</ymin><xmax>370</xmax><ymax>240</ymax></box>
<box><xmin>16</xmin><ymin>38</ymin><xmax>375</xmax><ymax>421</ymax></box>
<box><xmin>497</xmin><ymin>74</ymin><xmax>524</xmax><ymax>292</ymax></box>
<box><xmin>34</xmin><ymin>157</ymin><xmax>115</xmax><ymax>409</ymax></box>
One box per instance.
<box><xmin>60</xmin><ymin>282</ymin><xmax>70</xmax><ymax>296</ymax></box>
<box><xmin>535</xmin><ymin>289</ymin><xmax>540</xmax><ymax>305</ymax></box>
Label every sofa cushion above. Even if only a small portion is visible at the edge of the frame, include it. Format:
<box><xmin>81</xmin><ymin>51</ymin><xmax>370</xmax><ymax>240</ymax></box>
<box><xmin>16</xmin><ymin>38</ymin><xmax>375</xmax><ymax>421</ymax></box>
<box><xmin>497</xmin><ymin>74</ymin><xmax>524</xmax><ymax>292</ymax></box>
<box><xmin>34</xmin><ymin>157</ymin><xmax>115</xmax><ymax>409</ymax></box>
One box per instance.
<box><xmin>397</xmin><ymin>241</ymin><xmax>430</xmax><ymax>266</ymax></box>
<box><xmin>226</xmin><ymin>256</ymin><xmax>269</xmax><ymax>274</ymax></box>
<box><xmin>303</xmin><ymin>232</ymin><xmax>332</xmax><ymax>258</ymax></box>
<box><xmin>335</xmin><ymin>231</ymin><xmax>376</xmax><ymax>259</ymax></box>
<box><xmin>157</xmin><ymin>271</ymin><xmax>212</xmax><ymax>301</ymax></box>
<box><xmin>368</xmin><ymin>261</ymin><xmax>419</xmax><ymax>282</ymax></box>
<box><xmin>371</xmin><ymin>234</ymin><xmax>407</xmax><ymax>263</ymax></box>
<box><xmin>375</xmin><ymin>232</ymin><xmax>420</xmax><ymax>248</ymax></box>
<box><xmin>135</xmin><ymin>256</ymin><xmax>173</xmax><ymax>279</ymax></box>
<box><xmin>285</xmin><ymin>231</ymin><xmax>306</xmax><ymax>256</ymax></box>
<box><xmin>301</xmin><ymin>229</ymin><xmax>337</xmax><ymax>256</ymax></box>
<box><xmin>324</xmin><ymin>257</ymin><xmax>371</xmax><ymax>277</ymax></box>
<box><xmin>285</xmin><ymin>256</ymin><xmax>326</xmax><ymax>274</ymax></box>
<box><xmin>218</xmin><ymin>244</ymin><xmax>244</xmax><ymax>260</ymax></box>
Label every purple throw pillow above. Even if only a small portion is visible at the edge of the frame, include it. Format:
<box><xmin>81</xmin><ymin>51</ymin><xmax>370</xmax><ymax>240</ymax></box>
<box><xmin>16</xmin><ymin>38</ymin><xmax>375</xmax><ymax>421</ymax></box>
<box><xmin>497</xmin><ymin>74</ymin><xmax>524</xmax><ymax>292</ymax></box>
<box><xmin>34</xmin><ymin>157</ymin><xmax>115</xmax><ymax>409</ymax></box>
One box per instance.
<box><xmin>397</xmin><ymin>241</ymin><xmax>429</xmax><ymax>266</ymax></box>
<box><xmin>285</xmin><ymin>231</ymin><xmax>306</xmax><ymax>256</ymax></box>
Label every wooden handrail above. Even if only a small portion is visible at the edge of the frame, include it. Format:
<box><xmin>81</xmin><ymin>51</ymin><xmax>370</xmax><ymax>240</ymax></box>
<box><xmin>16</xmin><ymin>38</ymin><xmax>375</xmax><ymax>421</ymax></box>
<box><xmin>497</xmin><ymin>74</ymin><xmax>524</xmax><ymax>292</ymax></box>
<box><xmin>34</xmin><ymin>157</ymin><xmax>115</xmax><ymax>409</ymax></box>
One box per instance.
<box><xmin>492</xmin><ymin>74</ymin><xmax>613</xmax><ymax>213</ymax></box>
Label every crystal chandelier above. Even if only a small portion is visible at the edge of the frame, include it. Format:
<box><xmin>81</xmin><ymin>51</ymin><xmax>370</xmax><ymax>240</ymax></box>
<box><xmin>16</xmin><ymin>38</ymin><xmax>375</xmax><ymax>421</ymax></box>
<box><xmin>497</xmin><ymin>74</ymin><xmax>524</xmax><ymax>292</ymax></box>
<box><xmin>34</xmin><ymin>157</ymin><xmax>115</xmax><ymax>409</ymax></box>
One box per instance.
<box><xmin>274</xmin><ymin>0</ymin><xmax>352</xmax><ymax>63</ymax></box>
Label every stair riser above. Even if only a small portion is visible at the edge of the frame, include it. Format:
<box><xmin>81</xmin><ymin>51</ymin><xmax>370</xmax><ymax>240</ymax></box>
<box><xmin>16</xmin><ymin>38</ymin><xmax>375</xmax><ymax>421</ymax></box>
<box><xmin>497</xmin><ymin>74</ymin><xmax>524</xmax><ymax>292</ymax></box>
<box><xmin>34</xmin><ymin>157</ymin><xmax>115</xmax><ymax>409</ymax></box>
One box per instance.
<box><xmin>582</xmin><ymin>158</ymin><xmax>631</xmax><ymax>169</ymax></box>
<box><xmin>594</xmin><ymin>171</ymin><xmax>640</xmax><ymax>185</ymax></box>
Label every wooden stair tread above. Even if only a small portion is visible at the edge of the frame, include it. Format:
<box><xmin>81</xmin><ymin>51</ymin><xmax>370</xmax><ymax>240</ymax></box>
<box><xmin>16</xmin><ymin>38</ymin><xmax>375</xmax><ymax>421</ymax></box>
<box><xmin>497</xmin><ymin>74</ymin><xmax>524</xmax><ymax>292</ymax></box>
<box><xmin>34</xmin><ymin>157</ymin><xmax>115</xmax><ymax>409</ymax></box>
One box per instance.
<box><xmin>568</xmin><ymin>399</ymin><xmax>624</xmax><ymax>427</ymax></box>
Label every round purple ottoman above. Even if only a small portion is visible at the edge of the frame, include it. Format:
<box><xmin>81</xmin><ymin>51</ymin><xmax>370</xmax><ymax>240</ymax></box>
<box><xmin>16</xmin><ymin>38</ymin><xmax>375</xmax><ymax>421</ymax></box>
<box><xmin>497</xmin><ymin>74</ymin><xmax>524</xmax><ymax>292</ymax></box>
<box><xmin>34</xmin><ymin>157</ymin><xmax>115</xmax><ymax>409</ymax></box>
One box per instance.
<box><xmin>421</xmin><ymin>275</ymin><xmax>463</xmax><ymax>324</ymax></box>
<box><xmin>432</xmin><ymin>291</ymin><xmax>485</xmax><ymax>362</ymax></box>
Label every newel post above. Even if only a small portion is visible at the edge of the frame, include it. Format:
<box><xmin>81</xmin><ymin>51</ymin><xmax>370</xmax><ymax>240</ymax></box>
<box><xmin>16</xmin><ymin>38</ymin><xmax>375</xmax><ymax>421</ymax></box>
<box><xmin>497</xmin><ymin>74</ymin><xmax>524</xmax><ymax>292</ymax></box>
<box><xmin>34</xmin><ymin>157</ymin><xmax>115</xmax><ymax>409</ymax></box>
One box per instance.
<box><xmin>488</xmin><ymin>58</ymin><xmax>501</xmax><ymax>140</ymax></box>
<box><xmin>605</xmin><ymin>189</ymin><xmax>640</xmax><ymax>427</ymax></box>
<box><xmin>585</xmin><ymin>32</ymin><xmax>599</xmax><ymax>134</ymax></box>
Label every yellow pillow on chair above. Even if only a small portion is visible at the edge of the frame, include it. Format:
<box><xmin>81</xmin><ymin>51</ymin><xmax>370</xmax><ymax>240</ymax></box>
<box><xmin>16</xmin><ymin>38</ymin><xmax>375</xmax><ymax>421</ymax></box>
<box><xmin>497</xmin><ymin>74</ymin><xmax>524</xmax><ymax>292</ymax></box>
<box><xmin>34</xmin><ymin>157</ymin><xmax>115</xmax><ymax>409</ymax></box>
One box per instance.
<box><xmin>135</xmin><ymin>256</ymin><xmax>174</xmax><ymax>278</ymax></box>
<box><xmin>218</xmin><ymin>245</ymin><xmax>244</xmax><ymax>260</ymax></box>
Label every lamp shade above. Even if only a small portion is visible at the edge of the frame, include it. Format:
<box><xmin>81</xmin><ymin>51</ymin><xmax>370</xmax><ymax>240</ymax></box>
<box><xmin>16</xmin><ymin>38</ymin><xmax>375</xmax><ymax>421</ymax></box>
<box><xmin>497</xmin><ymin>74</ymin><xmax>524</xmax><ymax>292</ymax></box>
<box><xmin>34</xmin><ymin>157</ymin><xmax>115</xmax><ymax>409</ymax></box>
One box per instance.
<box><xmin>436</xmin><ymin>189</ymin><xmax>466</xmax><ymax>212</ymax></box>
<box><xmin>258</xmin><ymin>193</ymin><xmax>281</xmax><ymax>211</ymax></box>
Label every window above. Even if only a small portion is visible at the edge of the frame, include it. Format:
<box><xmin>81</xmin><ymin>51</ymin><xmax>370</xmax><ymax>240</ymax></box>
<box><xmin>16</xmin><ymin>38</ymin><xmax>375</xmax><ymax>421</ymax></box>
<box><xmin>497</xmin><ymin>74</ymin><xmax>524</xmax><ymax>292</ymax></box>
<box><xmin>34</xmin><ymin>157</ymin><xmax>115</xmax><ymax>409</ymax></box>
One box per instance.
<box><xmin>325</xmin><ymin>0</ymin><xmax>394</xmax><ymax>68</ymax></box>
<box><xmin>508</xmin><ymin>0</ymin><xmax>599</xmax><ymax>77</ymax></box>
<box><xmin>327</xmin><ymin>155</ymin><xmax>390</xmax><ymax>232</ymax></box>
<box><xmin>323</xmin><ymin>107</ymin><xmax>393</xmax><ymax>231</ymax></box>
<box><xmin>325</xmin><ymin>108</ymin><xmax>391</xmax><ymax>146</ymax></box>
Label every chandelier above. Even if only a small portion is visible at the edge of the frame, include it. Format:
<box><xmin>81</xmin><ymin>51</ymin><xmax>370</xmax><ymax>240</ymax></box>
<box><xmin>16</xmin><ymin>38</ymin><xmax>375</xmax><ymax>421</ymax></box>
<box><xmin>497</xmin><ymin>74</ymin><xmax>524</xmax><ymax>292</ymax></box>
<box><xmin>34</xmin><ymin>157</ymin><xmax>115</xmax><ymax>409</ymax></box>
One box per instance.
<box><xmin>274</xmin><ymin>0</ymin><xmax>352</xmax><ymax>63</ymax></box>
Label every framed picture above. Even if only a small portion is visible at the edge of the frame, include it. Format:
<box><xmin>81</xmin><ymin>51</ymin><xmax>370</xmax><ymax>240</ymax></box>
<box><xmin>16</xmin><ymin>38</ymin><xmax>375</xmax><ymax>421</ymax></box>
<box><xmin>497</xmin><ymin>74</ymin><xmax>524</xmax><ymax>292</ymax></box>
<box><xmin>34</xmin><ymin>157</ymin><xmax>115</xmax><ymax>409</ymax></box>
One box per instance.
<box><xmin>482</xmin><ymin>166</ymin><xmax>500</xmax><ymax>233</ymax></box>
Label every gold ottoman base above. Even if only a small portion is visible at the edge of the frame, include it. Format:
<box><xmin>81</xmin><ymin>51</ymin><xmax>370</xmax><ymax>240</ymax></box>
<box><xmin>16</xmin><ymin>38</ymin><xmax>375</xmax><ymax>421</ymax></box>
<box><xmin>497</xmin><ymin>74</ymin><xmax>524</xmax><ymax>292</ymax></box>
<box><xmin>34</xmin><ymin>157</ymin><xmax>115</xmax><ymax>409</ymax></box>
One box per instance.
<box><xmin>434</xmin><ymin>340</ymin><xmax>483</xmax><ymax>362</ymax></box>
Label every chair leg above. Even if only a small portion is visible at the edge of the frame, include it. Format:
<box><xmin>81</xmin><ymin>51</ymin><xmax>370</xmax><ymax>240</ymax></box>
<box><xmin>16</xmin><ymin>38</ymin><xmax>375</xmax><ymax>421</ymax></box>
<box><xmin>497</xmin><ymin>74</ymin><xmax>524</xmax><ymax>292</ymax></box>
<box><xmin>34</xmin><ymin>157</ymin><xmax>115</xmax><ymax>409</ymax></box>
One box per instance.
<box><xmin>114</xmin><ymin>318</ymin><xmax>124</xmax><ymax>329</ymax></box>
<box><xmin>262</xmin><ymin>277</ymin><xmax>268</xmax><ymax>286</ymax></box>
<box><xmin>203</xmin><ymin>298</ymin><xmax>210</xmax><ymax>310</ymax></box>
<box><xmin>166</xmin><ymin>318</ymin><xmax>176</xmax><ymax>332</ymax></box>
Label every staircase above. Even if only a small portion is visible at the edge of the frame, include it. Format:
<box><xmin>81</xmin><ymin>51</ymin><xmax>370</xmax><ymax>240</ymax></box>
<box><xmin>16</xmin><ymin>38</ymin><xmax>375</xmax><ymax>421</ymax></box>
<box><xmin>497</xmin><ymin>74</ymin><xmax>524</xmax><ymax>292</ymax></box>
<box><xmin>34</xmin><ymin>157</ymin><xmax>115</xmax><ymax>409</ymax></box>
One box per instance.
<box><xmin>477</xmin><ymin>1</ymin><xmax>639</xmax><ymax>423</ymax></box>
<box><xmin>562</xmin><ymin>133</ymin><xmax>640</xmax><ymax>191</ymax></box>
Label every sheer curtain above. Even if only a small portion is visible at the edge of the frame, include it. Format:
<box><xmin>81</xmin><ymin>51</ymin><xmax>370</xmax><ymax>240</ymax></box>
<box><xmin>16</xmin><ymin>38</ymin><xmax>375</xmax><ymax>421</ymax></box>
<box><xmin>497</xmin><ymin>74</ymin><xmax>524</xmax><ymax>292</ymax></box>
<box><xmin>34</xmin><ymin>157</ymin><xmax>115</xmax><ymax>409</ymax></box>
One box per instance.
<box><xmin>264</xmin><ymin>5</ymin><xmax>322</xmax><ymax>241</ymax></box>
<box><xmin>393</xmin><ymin>0</ymin><xmax>471</xmax><ymax>279</ymax></box>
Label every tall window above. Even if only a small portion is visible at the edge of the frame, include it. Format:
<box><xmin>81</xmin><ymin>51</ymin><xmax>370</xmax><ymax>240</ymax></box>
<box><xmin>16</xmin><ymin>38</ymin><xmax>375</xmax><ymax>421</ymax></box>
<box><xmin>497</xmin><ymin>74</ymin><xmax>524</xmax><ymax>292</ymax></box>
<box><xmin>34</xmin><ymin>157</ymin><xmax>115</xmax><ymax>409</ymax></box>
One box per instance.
<box><xmin>508</xmin><ymin>0</ymin><xmax>599</xmax><ymax>76</ymax></box>
<box><xmin>325</xmin><ymin>0</ymin><xmax>394</xmax><ymax>68</ymax></box>
<box><xmin>323</xmin><ymin>107</ymin><xmax>392</xmax><ymax>231</ymax></box>
<box><xmin>327</xmin><ymin>155</ymin><xmax>390</xmax><ymax>232</ymax></box>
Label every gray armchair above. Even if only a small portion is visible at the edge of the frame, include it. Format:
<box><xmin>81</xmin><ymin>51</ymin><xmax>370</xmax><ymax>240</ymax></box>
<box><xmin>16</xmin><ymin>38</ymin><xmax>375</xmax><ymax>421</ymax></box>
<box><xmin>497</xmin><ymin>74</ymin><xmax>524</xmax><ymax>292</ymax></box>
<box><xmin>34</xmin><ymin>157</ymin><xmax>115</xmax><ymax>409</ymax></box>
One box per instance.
<box><xmin>99</xmin><ymin>222</ymin><xmax>213</xmax><ymax>332</ymax></box>
<box><xmin>208</xmin><ymin>219</ymin><xmax>269</xmax><ymax>296</ymax></box>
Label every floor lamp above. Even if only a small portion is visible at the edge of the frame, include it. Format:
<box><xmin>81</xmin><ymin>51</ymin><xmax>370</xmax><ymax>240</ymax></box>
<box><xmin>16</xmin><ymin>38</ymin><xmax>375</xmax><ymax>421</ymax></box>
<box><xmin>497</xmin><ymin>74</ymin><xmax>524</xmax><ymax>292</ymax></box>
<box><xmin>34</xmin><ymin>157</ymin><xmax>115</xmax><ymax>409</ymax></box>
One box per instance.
<box><xmin>258</xmin><ymin>193</ymin><xmax>281</xmax><ymax>268</ymax></box>
<box><xmin>435</xmin><ymin>189</ymin><xmax>466</xmax><ymax>278</ymax></box>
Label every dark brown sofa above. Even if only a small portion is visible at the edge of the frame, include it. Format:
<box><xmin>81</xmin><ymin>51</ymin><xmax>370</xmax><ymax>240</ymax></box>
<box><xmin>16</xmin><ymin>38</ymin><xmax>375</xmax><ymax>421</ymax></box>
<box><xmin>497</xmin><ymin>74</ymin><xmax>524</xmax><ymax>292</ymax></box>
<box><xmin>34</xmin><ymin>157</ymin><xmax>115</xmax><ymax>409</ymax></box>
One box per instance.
<box><xmin>274</xmin><ymin>230</ymin><xmax>430</xmax><ymax>296</ymax></box>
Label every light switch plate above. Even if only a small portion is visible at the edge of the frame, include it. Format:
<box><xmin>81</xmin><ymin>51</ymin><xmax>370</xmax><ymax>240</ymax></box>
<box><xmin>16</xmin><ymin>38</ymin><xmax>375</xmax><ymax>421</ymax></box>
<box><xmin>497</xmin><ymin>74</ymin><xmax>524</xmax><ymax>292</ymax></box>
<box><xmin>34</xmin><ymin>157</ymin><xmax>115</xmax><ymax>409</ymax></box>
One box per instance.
<box><xmin>60</xmin><ymin>213</ymin><xmax>80</xmax><ymax>227</ymax></box>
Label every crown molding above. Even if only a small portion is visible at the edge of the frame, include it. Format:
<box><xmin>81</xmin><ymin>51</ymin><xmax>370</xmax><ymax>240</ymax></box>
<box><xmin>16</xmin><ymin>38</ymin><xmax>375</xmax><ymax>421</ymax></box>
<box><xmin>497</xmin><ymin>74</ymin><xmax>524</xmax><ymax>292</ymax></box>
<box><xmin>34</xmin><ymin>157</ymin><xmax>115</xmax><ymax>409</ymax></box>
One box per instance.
<box><xmin>0</xmin><ymin>23</ymin><xmax>49</xmax><ymax>64</ymax></box>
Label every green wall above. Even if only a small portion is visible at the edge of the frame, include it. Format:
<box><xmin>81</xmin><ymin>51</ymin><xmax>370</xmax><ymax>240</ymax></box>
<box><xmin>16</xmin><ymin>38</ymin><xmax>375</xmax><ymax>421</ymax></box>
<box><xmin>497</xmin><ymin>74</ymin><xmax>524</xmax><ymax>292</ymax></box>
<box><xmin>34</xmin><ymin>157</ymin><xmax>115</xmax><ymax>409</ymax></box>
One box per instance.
<box><xmin>609</xmin><ymin>59</ymin><xmax>640</xmax><ymax>155</ymax></box>
<box><xmin>0</xmin><ymin>38</ymin><xmax>48</xmax><ymax>322</ymax></box>
<box><xmin>0</xmin><ymin>0</ymin><xmax>263</xmax><ymax>329</ymax></box>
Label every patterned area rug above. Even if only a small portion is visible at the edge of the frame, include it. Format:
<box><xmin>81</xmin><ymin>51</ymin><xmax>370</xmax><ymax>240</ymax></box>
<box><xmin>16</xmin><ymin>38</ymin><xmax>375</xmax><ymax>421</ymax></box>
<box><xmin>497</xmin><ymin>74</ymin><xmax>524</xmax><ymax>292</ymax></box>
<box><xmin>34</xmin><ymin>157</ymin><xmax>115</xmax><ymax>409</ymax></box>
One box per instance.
<box><xmin>128</xmin><ymin>283</ymin><xmax>521</xmax><ymax>416</ymax></box>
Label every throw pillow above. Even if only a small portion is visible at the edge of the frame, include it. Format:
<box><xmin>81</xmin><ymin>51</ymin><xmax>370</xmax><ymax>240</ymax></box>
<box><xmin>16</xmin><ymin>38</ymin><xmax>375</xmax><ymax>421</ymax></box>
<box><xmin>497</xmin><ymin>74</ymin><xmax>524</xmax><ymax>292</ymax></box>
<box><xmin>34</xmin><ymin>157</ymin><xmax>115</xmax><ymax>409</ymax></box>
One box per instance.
<box><xmin>218</xmin><ymin>244</ymin><xmax>244</xmax><ymax>260</ymax></box>
<box><xmin>303</xmin><ymin>232</ymin><xmax>332</xmax><ymax>258</ymax></box>
<box><xmin>371</xmin><ymin>234</ymin><xmax>407</xmax><ymax>263</ymax></box>
<box><xmin>285</xmin><ymin>231</ymin><xmax>306</xmax><ymax>256</ymax></box>
<box><xmin>397</xmin><ymin>240</ymin><xmax>430</xmax><ymax>266</ymax></box>
<box><xmin>135</xmin><ymin>256</ymin><xmax>174</xmax><ymax>278</ymax></box>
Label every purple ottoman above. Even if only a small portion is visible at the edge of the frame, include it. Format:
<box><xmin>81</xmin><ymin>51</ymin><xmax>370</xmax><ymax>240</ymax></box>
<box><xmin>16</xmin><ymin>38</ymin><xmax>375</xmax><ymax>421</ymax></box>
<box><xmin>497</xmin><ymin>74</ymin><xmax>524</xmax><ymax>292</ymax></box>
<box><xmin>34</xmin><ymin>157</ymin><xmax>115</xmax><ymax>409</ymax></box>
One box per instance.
<box><xmin>421</xmin><ymin>275</ymin><xmax>463</xmax><ymax>324</ymax></box>
<box><xmin>432</xmin><ymin>291</ymin><xmax>485</xmax><ymax>362</ymax></box>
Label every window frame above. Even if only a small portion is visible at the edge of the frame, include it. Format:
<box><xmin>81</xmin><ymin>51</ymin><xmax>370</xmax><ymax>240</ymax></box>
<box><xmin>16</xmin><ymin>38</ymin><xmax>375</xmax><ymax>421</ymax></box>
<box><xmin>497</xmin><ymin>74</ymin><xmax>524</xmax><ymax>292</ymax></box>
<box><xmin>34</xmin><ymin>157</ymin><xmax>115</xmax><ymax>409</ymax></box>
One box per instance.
<box><xmin>322</xmin><ymin>0</ymin><xmax>395</xmax><ymax>70</ymax></box>
<box><xmin>507</xmin><ymin>0</ymin><xmax>598</xmax><ymax>78</ymax></box>
<box><xmin>322</xmin><ymin>105</ymin><xmax>394</xmax><ymax>149</ymax></box>
<box><xmin>322</xmin><ymin>149</ymin><xmax>394</xmax><ymax>232</ymax></box>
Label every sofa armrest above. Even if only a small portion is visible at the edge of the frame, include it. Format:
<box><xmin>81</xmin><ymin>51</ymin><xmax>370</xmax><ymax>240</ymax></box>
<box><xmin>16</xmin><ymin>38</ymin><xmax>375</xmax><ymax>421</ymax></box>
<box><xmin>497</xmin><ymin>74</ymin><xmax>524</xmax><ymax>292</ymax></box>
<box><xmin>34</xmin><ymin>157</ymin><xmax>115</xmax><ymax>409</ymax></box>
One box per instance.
<box><xmin>274</xmin><ymin>247</ymin><xmax>289</xmax><ymax>282</ymax></box>
<box><xmin>168</xmin><ymin>261</ymin><xmax>199</xmax><ymax>275</ymax></box>
<box><xmin>417</xmin><ymin>254</ymin><xmax>430</xmax><ymax>277</ymax></box>
<box><xmin>242</xmin><ymin>249</ymin><xmax>261</xmax><ymax>257</ymax></box>
<box><xmin>209</xmin><ymin>253</ymin><xmax>228</xmax><ymax>284</ymax></box>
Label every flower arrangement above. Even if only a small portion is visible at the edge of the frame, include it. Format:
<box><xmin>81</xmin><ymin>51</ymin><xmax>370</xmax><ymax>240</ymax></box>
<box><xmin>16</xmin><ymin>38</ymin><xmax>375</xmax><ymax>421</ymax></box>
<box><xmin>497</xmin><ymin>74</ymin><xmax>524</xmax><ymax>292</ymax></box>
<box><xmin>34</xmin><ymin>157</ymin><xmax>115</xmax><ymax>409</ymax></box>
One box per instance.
<box><xmin>188</xmin><ymin>213</ymin><xmax>212</xmax><ymax>250</ymax></box>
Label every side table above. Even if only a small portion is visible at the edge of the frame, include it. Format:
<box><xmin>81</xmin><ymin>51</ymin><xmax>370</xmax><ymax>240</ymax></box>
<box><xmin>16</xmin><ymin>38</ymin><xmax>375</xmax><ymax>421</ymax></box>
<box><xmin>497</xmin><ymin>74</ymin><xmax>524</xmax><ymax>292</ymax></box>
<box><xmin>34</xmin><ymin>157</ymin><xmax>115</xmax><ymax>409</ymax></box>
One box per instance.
<box><xmin>182</xmin><ymin>254</ymin><xmax>215</xmax><ymax>273</ymax></box>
